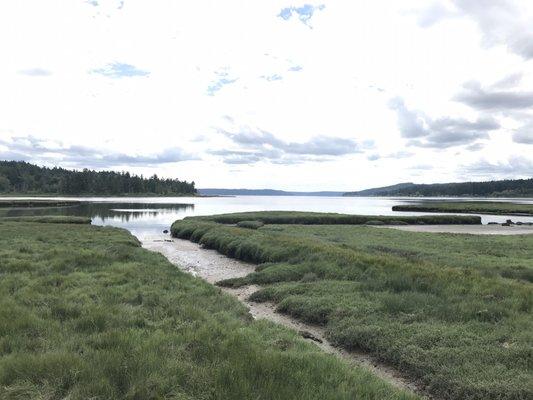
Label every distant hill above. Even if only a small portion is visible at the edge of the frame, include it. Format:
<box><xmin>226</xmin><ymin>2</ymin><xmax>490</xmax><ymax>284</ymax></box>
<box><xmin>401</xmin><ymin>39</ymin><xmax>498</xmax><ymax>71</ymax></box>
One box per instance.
<box><xmin>343</xmin><ymin>178</ymin><xmax>533</xmax><ymax>197</ymax></box>
<box><xmin>198</xmin><ymin>188</ymin><xmax>344</xmax><ymax>197</ymax></box>
<box><xmin>343</xmin><ymin>182</ymin><xmax>414</xmax><ymax>197</ymax></box>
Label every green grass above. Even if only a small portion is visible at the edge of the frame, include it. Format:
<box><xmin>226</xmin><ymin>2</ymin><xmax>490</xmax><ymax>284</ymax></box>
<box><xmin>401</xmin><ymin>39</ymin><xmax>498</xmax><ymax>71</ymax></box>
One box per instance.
<box><xmin>264</xmin><ymin>224</ymin><xmax>533</xmax><ymax>282</ymax></box>
<box><xmin>171</xmin><ymin>213</ymin><xmax>533</xmax><ymax>400</ymax></box>
<box><xmin>392</xmin><ymin>201</ymin><xmax>533</xmax><ymax>216</ymax></box>
<box><xmin>196</xmin><ymin>211</ymin><xmax>482</xmax><ymax>225</ymax></box>
<box><xmin>236</xmin><ymin>220</ymin><xmax>265</xmax><ymax>229</ymax></box>
<box><xmin>0</xmin><ymin>216</ymin><xmax>91</xmax><ymax>224</ymax></box>
<box><xmin>0</xmin><ymin>199</ymin><xmax>81</xmax><ymax>208</ymax></box>
<box><xmin>0</xmin><ymin>220</ymin><xmax>417</xmax><ymax>400</ymax></box>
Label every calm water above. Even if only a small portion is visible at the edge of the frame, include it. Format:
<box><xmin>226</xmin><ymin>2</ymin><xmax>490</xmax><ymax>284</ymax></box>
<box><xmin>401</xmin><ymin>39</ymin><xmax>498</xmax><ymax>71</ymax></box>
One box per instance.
<box><xmin>3</xmin><ymin>196</ymin><xmax>533</xmax><ymax>238</ymax></box>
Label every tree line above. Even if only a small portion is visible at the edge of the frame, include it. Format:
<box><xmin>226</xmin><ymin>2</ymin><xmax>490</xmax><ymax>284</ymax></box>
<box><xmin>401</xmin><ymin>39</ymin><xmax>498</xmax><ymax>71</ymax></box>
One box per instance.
<box><xmin>0</xmin><ymin>161</ymin><xmax>196</xmax><ymax>195</ymax></box>
<box><xmin>344</xmin><ymin>178</ymin><xmax>533</xmax><ymax>197</ymax></box>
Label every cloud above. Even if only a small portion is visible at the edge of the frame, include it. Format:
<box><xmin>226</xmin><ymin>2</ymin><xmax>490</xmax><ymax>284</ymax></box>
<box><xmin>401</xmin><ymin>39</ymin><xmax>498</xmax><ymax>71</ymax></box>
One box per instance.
<box><xmin>18</xmin><ymin>68</ymin><xmax>52</xmax><ymax>77</ymax></box>
<box><xmin>465</xmin><ymin>142</ymin><xmax>485</xmax><ymax>151</ymax></box>
<box><xmin>90</xmin><ymin>62</ymin><xmax>149</xmax><ymax>78</ymax></box>
<box><xmin>207</xmin><ymin>69</ymin><xmax>238</xmax><ymax>96</ymax></box>
<box><xmin>86</xmin><ymin>0</ymin><xmax>124</xmax><ymax>10</ymax></box>
<box><xmin>209</xmin><ymin>149</ymin><xmax>279</xmax><ymax>165</ymax></box>
<box><xmin>491</xmin><ymin>72</ymin><xmax>523</xmax><ymax>89</ymax></box>
<box><xmin>388</xmin><ymin>98</ymin><xmax>428</xmax><ymax>138</ymax></box>
<box><xmin>414</xmin><ymin>2</ymin><xmax>457</xmax><ymax>28</ymax></box>
<box><xmin>416</xmin><ymin>0</ymin><xmax>533</xmax><ymax>60</ymax></box>
<box><xmin>512</xmin><ymin>122</ymin><xmax>533</xmax><ymax>144</ymax></box>
<box><xmin>278</xmin><ymin>4</ymin><xmax>325</xmax><ymax>27</ymax></box>
<box><xmin>461</xmin><ymin>156</ymin><xmax>533</xmax><ymax>178</ymax></box>
<box><xmin>366</xmin><ymin>150</ymin><xmax>414</xmax><ymax>161</ymax></box>
<box><xmin>260</xmin><ymin>74</ymin><xmax>283</xmax><ymax>82</ymax></box>
<box><xmin>455</xmin><ymin>80</ymin><xmax>533</xmax><ymax>111</ymax></box>
<box><xmin>0</xmin><ymin>136</ymin><xmax>196</xmax><ymax>168</ymax></box>
<box><xmin>389</xmin><ymin>96</ymin><xmax>500</xmax><ymax>148</ymax></box>
<box><xmin>211</xmin><ymin>127</ymin><xmax>364</xmax><ymax>164</ymax></box>
<box><xmin>288</xmin><ymin>65</ymin><xmax>303</xmax><ymax>72</ymax></box>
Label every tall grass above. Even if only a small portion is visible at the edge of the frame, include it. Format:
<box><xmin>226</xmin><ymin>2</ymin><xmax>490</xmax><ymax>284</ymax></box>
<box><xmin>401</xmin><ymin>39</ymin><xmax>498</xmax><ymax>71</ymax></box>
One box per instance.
<box><xmin>171</xmin><ymin>213</ymin><xmax>533</xmax><ymax>400</ymax></box>
<box><xmin>194</xmin><ymin>211</ymin><xmax>481</xmax><ymax>225</ymax></box>
<box><xmin>392</xmin><ymin>201</ymin><xmax>533</xmax><ymax>216</ymax></box>
<box><xmin>0</xmin><ymin>220</ymin><xmax>417</xmax><ymax>400</ymax></box>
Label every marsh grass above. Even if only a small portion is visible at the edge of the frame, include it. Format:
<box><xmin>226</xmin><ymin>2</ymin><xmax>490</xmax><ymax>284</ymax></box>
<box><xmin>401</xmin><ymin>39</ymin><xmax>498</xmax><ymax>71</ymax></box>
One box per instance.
<box><xmin>196</xmin><ymin>211</ymin><xmax>481</xmax><ymax>225</ymax></box>
<box><xmin>0</xmin><ymin>221</ymin><xmax>417</xmax><ymax>400</ymax></box>
<box><xmin>0</xmin><ymin>216</ymin><xmax>91</xmax><ymax>224</ymax></box>
<box><xmin>236</xmin><ymin>220</ymin><xmax>265</xmax><ymax>229</ymax></box>
<box><xmin>392</xmin><ymin>201</ymin><xmax>533</xmax><ymax>216</ymax></box>
<box><xmin>0</xmin><ymin>200</ymin><xmax>81</xmax><ymax>208</ymax></box>
<box><xmin>171</xmin><ymin>212</ymin><xmax>533</xmax><ymax>400</ymax></box>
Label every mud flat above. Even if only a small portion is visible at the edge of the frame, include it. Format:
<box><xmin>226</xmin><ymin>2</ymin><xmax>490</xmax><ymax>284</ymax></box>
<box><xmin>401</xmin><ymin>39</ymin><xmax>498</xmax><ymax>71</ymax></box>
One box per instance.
<box><xmin>141</xmin><ymin>234</ymin><xmax>428</xmax><ymax>397</ymax></box>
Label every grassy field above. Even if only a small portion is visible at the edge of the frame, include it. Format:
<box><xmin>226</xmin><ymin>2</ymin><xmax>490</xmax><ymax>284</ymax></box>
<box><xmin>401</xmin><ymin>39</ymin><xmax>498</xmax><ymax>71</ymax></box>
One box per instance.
<box><xmin>392</xmin><ymin>201</ymin><xmax>533</xmax><ymax>216</ymax></box>
<box><xmin>171</xmin><ymin>212</ymin><xmax>533</xmax><ymax>400</ymax></box>
<box><xmin>0</xmin><ymin>219</ymin><xmax>417</xmax><ymax>400</ymax></box>
<box><xmin>265</xmin><ymin>224</ymin><xmax>533</xmax><ymax>282</ymax></box>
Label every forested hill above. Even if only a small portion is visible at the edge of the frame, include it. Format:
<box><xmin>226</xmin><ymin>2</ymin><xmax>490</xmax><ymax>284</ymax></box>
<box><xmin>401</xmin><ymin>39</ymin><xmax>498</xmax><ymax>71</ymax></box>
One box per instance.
<box><xmin>0</xmin><ymin>161</ymin><xmax>196</xmax><ymax>195</ymax></box>
<box><xmin>343</xmin><ymin>178</ymin><xmax>533</xmax><ymax>197</ymax></box>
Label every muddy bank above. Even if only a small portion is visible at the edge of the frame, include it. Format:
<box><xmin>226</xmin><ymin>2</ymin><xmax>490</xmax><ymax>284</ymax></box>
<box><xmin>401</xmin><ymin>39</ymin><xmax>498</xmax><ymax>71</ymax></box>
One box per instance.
<box><xmin>379</xmin><ymin>224</ymin><xmax>533</xmax><ymax>235</ymax></box>
<box><xmin>141</xmin><ymin>233</ymin><xmax>428</xmax><ymax>397</ymax></box>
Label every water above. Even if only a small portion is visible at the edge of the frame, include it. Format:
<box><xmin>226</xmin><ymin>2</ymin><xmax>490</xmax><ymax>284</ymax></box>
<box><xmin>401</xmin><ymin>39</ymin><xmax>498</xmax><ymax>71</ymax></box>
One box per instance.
<box><xmin>3</xmin><ymin>196</ymin><xmax>533</xmax><ymax>238</ymax></box>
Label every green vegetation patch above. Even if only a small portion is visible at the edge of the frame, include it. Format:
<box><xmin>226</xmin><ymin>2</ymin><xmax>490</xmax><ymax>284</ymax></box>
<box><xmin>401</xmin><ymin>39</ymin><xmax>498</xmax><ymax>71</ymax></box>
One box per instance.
<box><xmin>392</xmin><ymin>201</ymin><xmax>533</xmax><ymax>216</ymax></box>
<box><xmin>0</xmin><ymin>199</ymin><xmax>81</xmax><ymax>208</ymax></box>
<box><xmin>0</xmin><ymin>221</ymin><xmax>417</xmax><ymax>400</ymax></box>
<box><xmin>236</xmin><ymin>220</ymin><xmax>265</xmax><ymax>229</ymax></box>
<box><xmin>197</xmin><ymin>210</ymin><xmax>481</xmax><ymax>225</ymax></box>
<box><xmin>171</xmin><ymin>214</ymin><xmax>533</xmax><ymax>400</ymax></box>
<box><xmin>0</xmin><ymin>216</ymin><xmax>91</xmax><ymax>224</ymax></box>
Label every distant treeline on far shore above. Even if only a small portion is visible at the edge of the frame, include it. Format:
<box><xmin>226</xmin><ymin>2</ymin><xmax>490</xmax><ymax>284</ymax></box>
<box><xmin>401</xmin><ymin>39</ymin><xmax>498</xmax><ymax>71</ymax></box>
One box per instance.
<box><xmin>344</xmin><ymin>178</ymin><xmax>533</xmax><ymax>197</ymax></box>
<box><xmin>0</xmin><ymin>161</ymin><xmax>196</xmax><ymax>196</ymax></box>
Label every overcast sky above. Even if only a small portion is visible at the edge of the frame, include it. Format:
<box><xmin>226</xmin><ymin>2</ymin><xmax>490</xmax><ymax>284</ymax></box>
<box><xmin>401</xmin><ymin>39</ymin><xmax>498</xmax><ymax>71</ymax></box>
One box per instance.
<box><xmin>1</xmin><ymin>0</ymin><xmax>532</xmax><ymax>190</ymax></box>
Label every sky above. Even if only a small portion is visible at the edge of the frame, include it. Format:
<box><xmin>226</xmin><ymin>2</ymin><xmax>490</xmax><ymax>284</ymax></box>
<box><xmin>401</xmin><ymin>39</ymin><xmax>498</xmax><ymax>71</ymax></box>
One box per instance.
<box><xmin>0</xmin><ymin>0</ymin><xmax>532</xmax><ymax>191</ymax></box>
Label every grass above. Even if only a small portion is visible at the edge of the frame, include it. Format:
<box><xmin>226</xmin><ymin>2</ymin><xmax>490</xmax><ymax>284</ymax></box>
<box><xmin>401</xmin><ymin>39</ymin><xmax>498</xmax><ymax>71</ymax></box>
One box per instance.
<box><xmin>264</xmin><ymin>224</ymin><xmax>533</xmax><ymax>282</ymax></box>
<box><xmin>392</xmin><ymin>201</ymin><xmax>533</xmax><ymax>216</ymax></box>
<box><xmin>0</xmin><ymin>199</ymin><xmax>81</xmax><ymax>208</ymax></box>
<box><xmin>196</xmin><ymin>211</ymin><xmax>482</xmax><ymax>225</ymax></box>
<box><xmin>236</xmin><ymin>220</ymin><xmax>265</xmax><ymax>229</ymax></box>
<box><xmin>0</xmin><ymin>220</ymin><xmax>417</xmax><ymax>400</ymax></box>
<box><xmin>0</xmin><ymin>216</ymin><xmax>91</xmax><ymax>224</ymax></box>
<box><xmin>171</xmin><ymin>212</ymin><xmax>533</xmax><ymax>400</ymax></box>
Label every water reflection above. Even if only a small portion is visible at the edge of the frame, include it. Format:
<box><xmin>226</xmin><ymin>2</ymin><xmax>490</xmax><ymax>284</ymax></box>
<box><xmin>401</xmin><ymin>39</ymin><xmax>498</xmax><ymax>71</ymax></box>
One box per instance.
<box><xmin>0</xmin><ymin>202</ymin><xmax>194</xmax><ymax>235</ymax></box>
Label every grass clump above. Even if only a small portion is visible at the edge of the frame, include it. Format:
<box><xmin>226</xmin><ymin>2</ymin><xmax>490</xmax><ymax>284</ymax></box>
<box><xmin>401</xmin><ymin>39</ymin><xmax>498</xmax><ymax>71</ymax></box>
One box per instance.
<box><xmin>236</xmin><ymin>220</ymin><xmax>265</xmax><ymax>229</ymax></box>
<box><xmin>171</xmin><ymin>212</ymin><xmax>533</xmax><ymax>400</ymax></box>
<box><xmin>196</xmin><ymin>211</ymin><xmax>481</xmax><ymax>225</ymax></box>
<box><xmin>392</xmin><ymin>201</ymin><xmax>533</xmax><ymax>216</ymax></box>
<box><xmin>0</xmin><ymin>220</ymin><xmax>417</xmax><ymax>400</ymax></box>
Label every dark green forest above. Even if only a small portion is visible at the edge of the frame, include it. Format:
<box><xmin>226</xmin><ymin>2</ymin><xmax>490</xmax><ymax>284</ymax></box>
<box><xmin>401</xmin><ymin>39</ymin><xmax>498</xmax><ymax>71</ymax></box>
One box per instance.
<box><xmin>344</xmin><ymin>178</ymin><xmax>533</xmax><ymax>197</ymax></box>
<box><xmin>0</xmin><ymin>161</ymin><xmax>196</xmax><ymax>195</ymax></box>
